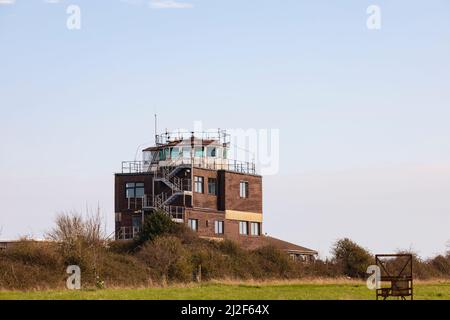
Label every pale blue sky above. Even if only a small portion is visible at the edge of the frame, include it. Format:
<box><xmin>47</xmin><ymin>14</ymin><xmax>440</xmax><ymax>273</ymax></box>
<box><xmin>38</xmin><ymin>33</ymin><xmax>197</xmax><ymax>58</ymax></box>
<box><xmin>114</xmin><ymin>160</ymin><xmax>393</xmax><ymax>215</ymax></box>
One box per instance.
<box><xmin>1</xmin><ymin>0</ymin><xmax>449</xmax><ymax>258</ymax></box>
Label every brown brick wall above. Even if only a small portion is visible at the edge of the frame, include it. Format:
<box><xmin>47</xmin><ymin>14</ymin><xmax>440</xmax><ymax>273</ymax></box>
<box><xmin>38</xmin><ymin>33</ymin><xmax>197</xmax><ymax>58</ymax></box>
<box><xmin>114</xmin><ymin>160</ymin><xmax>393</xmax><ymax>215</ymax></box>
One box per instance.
<box><xmin>114</xmin><ymin>173</ymin><xmax>154</xmax><ymax>213</ymax></box>
<box><xmin>115</xmin><ymin>169</ymin><xmax>264</xmax><ymax>245</ymax></box>
<box><xmin>223</xmin><ymin>171</ymin><xmax>263</xmax><ymax>213</ymax></box>
<box><xmin>185</xmin><ymin>209</ymin><xmax>262</xmax><ymax>246</ymax></box>
<box><xmin>191</xmin><ymin>168</ymin><xmax>263</xmax><ymax>214</ymax></box>
<box><xmin>192</xmin><ymin>168</ymin><xmax>219</xmax><ymax>210</ymax></box>
<box><xmin>223</xmin><ymin>219</ymin><xmax>263</xmax><ymax>249</ymax></box>
<box><xmin>185</xmin><ymin>209</ymin><xmax>226</xmax><ymax>238</ymax></box>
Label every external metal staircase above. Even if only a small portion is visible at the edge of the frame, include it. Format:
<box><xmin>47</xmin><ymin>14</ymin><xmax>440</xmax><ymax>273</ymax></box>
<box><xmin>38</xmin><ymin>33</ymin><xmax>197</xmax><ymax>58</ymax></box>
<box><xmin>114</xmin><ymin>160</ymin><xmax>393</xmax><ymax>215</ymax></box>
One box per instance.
<box><xmin>143</xmin><ymin>193</ymin><xmax>185</xmax><ymax>222</ymax></box>
<box><xmin>143</xmin><ymin>155</ymin><xmax>192</xmax><ymax>221</ymax></box>
<box><xmin>166</xmin><ymin>163</ymin><xmax>191</xmax><ymax>179</ymax></box>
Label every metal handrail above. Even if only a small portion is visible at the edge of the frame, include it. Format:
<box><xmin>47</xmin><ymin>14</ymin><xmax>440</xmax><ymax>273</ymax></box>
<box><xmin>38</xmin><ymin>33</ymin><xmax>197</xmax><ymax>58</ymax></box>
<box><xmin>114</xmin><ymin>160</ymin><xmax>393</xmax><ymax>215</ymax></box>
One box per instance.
<box><xmin>116</xmin><ymin>226</ymin><xmax>140</xmax><ymax>240</ymax></box>
<box><xmin>122</xmin><ymin>158</ymin><xmax>256</xmax><ymax>175</ymax></box>
<box><xmin>155</xmin><ymin>130</ymin><xmax>229</xmax><ymax>146</ymax></box>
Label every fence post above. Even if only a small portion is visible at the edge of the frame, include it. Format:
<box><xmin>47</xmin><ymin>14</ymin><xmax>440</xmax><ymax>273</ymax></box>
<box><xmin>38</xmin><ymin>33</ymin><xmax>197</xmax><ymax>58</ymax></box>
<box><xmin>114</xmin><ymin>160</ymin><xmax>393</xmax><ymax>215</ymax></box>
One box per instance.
<box><xmin>196</xmin><ymin>264</ymin><xmax>202</xmax><ymax>282</ymax></box>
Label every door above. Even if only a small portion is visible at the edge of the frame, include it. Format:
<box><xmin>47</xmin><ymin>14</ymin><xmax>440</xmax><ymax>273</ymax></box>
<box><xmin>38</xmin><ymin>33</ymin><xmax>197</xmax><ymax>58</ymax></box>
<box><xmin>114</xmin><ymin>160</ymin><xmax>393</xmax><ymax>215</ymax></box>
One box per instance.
<box><xmin>132</xmin><ymin>216</ymin><xmax>142</xmax><ymax>238</ymax></box>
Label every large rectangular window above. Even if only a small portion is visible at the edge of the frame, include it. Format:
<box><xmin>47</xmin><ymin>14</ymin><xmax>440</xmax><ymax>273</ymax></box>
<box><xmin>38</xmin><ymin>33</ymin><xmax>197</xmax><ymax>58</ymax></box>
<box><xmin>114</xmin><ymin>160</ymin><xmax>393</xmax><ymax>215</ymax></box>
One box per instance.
<box><xmin>250</xmin><ymin>222</ymin><xmax>260</xmax><ymax>236</ymax></box>
<box><xmin>182</xmin><ymin>147</ymin><xmax>191</xmax><ymax>158</ymax></box>
<box><xmin>158</xmin><ymin>149</ymin><xmax>166</xmax><ymax>161</ymax></box>
<box><xmin>215</xmin><ymin>221</ymin><xmax>224</xmax><ymax>235</ymax></box>
<box><xmin>206</xmin><ymin>147</ymin><xmax>216</xmax><ymax>157</ymax></box>
<box><xmin>194</xmin><ymin>176</ymin><xmax>204</xmax><ymax>193</ymax></box>
<box><xmin>208</xmin><ymin>178</ymin><xmax>217</xmax><ymax>195</ymax></box>
<box><xmin>194</xmin><ymin>147</ymin><xmax>204</xmax><ymax>157</ymax></box>
<box><xmin>126</xmin><ymin>183</ymin><xmax>135</xmax><ymax>198</ymax></box>
<box><xmin>239</xmin><ymin>181</ymin><xmax>249</xmax><ymax>198</ymax></box>
<box><xmin>126</xmin><ymin>182</ymin><xmax>144</xmax><ymax>198</ymax></box>
<box><xmin>239</xmin><ymin>221</ymin><xmax>248</xmax><ymax>235</ymax></box>
<box><xmin>170</xmin><ymin>147</ymin><xmax>181</xmax><ymax>159</ymax></box>
<box><xmin>188</xmin><ymin>219</ymin><xmax>198</xmax><ymax>232</ymax></box>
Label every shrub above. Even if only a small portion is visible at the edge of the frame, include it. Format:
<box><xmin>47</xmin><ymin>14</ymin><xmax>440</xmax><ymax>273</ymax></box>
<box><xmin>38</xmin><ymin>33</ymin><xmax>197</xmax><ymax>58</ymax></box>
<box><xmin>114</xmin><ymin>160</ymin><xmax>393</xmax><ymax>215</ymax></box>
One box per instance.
<box><xmin>98</xmin><ymin>252</ymin><xmax>150</xmax><ymax>287</ymax></box>
<box><xmin>331</xmin><ymin>238</ymin><xmax>373</xmax><ymax>278</ymax></box>
<box><xmin>300</xmin><ymin>258</ymin><xmax>342</xmax><ymax>278</ymax></box>
<box><xmin>135</xmin><ymin>210</ymin><xmax>179</xmax><ymax>246</ymax></box>
<box><xmin>429</xmin><ymin>255</ymin><xmax>450</xmax><ymax>278</ymax></box>
<box><xmin>137</xmin><ymin>236</ymin><xmax>192</xmax><ymax>283</ymax></box>
<box><xmin>0</xmin><ymin>241</ymin><xmax>65</xmax><ymax>290</ymax></box>
<box><xmin>4</xmin><ymin>240</ymin><xmax>62</xmax><ymax>269</ymax></box>
<box><xmin>252</xmin><ymin>246</ymin><xmax>297</xmax><ymax>278</ymax></box>
<box><xmin>188</xmin><ymin>242</ymin><xmax>234</xmax><ymax>281</ymax></box>
<box><xmin>394</xmin><ymin>250</ymin><xmax>447</xmax><ymax>280</ymax></box>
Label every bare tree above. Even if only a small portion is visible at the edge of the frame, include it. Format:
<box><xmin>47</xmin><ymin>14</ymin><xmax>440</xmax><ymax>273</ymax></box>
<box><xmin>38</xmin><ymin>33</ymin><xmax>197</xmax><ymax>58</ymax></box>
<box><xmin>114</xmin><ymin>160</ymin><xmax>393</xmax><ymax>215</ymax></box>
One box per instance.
<box><xmin>46</xmin><ymin>210</ymin><xmax>104</xmax><ymax>246</ymax></box>
<box><xmin>46</xmin><ymin>209</ymin><xmax>107</xmax><ymax>287</ymax></box>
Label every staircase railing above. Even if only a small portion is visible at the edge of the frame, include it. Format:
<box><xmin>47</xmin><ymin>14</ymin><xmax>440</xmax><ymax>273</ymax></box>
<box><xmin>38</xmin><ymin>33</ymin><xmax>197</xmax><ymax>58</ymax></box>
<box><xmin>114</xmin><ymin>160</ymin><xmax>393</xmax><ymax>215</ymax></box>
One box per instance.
<box><xmin>142</xmin><ymin>194</ymin><xmax>185</xmax><ymax>221</ymax></box>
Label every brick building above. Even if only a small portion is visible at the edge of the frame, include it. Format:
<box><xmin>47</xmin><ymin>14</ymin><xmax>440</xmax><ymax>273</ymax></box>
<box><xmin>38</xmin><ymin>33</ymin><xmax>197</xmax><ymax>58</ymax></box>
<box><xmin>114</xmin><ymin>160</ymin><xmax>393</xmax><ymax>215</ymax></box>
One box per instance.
<box><xmin>115</xmin><ymin>130</ymin><xmax>317</xmax><ymax>261</ymax></box>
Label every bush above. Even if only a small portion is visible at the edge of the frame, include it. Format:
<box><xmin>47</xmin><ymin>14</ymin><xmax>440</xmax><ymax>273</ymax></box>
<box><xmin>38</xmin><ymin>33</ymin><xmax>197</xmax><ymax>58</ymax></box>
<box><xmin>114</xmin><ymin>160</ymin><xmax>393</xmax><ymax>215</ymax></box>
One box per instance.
<box><xmin>2</xmin><ymin>211</ymin><xmax>448</xmax><ymax>290</ymax></box>
<box><xmin>137</xmin><ymin>236</ymin><xmax>192</xmax><ymax>283</ymax></box>
<box><xmin>0</xmin><ymin>241</ymin><xmax>65</xmax><ymax>290</ymax></box>
<box><xmin>393</xmin><ymin>250</ymin><xmax>450</xmax><ymax>280</ymax></box>
<box><xmin>4</xmin><ymin>240</ymin><xmax>62</xmax><ymax>269</ymax></box>
<box><xmin>252</xmin><ymin>246</ymin><xmax>297</xmax><ymax>278</ymax></box>
<box><xmin>299</xmin><ymin>258</ymin><xmax>341</xmax><ymax>278</ymax></box>
<box><xmin>331</xmin><ymin>238</ymin><xmax>373</xmax><ymax>278</ymax></box>
<box><xmin>135</xmin><ymin>210</ymin><xmax>179</xmax><ymax>246</ymax></box>
<box><xmin>44</xmin><ymin>212</ymin><xmax>110</xmax><ymax>286</ymax></box>
<box><xmin>429</xmin><ymin>255</ymin><xmax>450</xmax><ymax>278</ymax></box>
<box><xmin>98</xmin><ymin>252</ymin><xmax>150</xmax><ymax>287</ymax></box>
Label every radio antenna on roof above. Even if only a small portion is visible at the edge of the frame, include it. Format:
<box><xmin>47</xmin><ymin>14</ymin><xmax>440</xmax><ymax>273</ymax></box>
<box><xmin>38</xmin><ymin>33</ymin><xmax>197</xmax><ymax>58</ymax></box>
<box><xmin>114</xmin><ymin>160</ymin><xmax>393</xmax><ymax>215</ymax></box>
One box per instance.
<box><xmin>154</xmin><ymin>114</ymin><xmax>158</xmax><ymax>144</ymax></box>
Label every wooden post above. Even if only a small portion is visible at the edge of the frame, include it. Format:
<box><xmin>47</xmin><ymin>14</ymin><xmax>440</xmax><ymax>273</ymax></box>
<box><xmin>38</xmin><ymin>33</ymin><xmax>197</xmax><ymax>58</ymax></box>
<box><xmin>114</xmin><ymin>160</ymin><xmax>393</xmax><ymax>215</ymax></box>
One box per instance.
<box><xmin>196</xmin><ymin>264</ymin><xmax>202</xmax><ymax>282</ymax></box>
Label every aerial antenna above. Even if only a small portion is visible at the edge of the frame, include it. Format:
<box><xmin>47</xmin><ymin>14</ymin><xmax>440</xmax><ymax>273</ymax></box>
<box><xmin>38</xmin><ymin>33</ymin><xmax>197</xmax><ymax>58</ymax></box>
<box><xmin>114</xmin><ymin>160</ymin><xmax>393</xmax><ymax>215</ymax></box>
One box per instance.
<box><xmin>154</xmin><ymin>114</ymin><xmax>158</xmax><ymax>145</ymax></box>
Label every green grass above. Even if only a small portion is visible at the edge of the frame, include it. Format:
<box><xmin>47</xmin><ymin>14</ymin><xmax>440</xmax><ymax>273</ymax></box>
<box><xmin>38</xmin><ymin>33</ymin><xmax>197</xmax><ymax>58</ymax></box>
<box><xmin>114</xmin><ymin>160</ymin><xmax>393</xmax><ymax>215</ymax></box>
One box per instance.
<box><xmin>1</xmin><ymin>281</ymin><xmax>449</xmax><ymax>300</ymax></box>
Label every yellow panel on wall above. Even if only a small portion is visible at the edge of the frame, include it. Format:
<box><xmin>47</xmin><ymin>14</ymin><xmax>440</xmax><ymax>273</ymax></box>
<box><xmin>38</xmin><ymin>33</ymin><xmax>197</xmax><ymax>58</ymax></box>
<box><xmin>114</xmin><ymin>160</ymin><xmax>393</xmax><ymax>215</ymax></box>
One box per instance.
<box><xmin>225</xmin><ymin>210</ymin><xmax>263</xmax><ymax>222</ymax></box>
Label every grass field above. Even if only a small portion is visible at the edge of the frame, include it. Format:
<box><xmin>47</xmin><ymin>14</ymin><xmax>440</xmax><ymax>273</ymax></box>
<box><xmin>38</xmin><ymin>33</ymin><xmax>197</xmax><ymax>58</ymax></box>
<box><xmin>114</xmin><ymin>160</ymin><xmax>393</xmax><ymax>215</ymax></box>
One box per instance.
<box><xmin>1</xmin><ymin>280</ymin><xmax>449</xmax><ymax>300</ymax></box>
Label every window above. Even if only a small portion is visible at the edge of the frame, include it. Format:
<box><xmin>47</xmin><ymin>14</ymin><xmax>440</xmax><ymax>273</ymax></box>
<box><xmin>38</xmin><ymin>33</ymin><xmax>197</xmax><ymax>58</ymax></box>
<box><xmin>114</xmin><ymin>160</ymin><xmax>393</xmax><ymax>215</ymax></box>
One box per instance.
<box><xmin>126</xmin><ymin>182</ymin><xmax>144</xmax><ymax>198</ymax></box>
<box><xmin>170</xmin><ymin>147</ymin><xmax>180</xmax><ymax>159</ymax></box>
<box><xmin>126</xmin><ymin>183</ymin><xmax>135</xmax><ymax>198</ymax></box>
<box><xmin>194</xmin><ymin>176</ymin><xmax>204</xmax><ymax>193</ymax></box>
<box><xmin>207</xmin><ymin>147</ymin><xmax>216</xmax><ymax>157</ymax></box>
<box><xmin>188</xmin><ymin>219</ymin><xmax>198</xmax><ymax>232</ymax></box>
<box><xmin>143</xmin><ymin>151</ymin><xmax>152</xmax><ymax>163</ymax></box>
<box><xmin>239</xmin><ymin>221</ymin><xmax>248</xmax><ymax>235</ymax></box>
<box><xmin>250</xmin><ymin>222</ymin><xmax>260</xmax><ymax>236</ymax></box>
<box><xmin>135</xmin><ymin>183</ymin><xmax>144</xmax><ymax>197</ymax></box>
<box><xmin>182</xmin><ymin>147</ymin><xmax>191</xmax><ymax>158</ymax></box>
<box><xmin>194</xmin><ymin>147</ymin><xmax>204</xmax><ymax>157</ymax></box>
<box><xmin>132</xmin><ymin>216</ymin><xmax>142</xmax><ymax>229</ymax></box>
<box><xmin>158</xmin><ymin>149</ymin><xmax>165</xmax><ymax>161</ymax></box>
<box><xmin>215</xmin><ymin>221</ymin><xmax>224</xmax><ymax>235</ymax></box>
<box><xmin>208</xmin><ymin>178</ymin><xmax>217</xmax><ymax>195</ymax></box>
<box><xmin>239</xmin><ymin>181</ymin><xmax>249</xmax><ymax>198</ymax></box>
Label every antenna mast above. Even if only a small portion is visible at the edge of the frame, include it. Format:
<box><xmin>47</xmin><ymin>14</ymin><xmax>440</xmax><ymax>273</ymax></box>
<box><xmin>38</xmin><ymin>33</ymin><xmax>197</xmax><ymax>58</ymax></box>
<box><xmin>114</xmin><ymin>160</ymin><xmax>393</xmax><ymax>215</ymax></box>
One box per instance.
<box><xmin>154</xmin><ymin>114</ymin><xmax>157</xmax><ymax>145</ymax></box>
